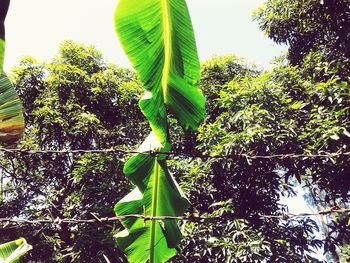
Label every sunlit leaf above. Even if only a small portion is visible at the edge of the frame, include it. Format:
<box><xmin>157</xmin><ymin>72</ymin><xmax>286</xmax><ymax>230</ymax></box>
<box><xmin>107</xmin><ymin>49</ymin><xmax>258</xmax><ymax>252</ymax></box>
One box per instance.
<box><xmin>114</xmin><ymin>0</ymin><xmax>205</xmax><ymax>261</ymax></box>
<box><xmin>115</xmin><ymin>0</ymin><xmax>205</xmax><ymax>144</ymax></box>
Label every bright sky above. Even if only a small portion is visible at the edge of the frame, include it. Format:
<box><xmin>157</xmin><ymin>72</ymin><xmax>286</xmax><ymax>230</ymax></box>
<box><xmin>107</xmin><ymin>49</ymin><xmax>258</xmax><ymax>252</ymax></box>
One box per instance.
<box><xmin>3</xmin><ymin>0</ymin><xmax>286</xmax><ymax>71</ymax></box>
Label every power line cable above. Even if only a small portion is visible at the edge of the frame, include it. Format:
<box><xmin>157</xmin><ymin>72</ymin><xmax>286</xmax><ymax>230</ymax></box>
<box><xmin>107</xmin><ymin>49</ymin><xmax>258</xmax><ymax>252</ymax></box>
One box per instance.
<box><xmin>0</xmin><ymin>147</ymin><xmax>349</xmax><ymax>160</ymax></box>
<box><xmin>0</xmin><ymin>208</ymin><xmax>349</xmax><ymax>227</ymax></box>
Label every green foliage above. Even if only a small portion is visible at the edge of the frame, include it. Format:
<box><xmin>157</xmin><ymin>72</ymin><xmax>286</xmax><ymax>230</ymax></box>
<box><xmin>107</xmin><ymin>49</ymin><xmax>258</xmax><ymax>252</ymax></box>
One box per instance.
<box><xmin>115</xmin><ymin>134</ymin><xmax>190</xmax><ymax>263</ymax></box>
<box><xmin>200</xmin><ymin>55</ymin><xmax>260</xmax><ymax>123</ymax></box>
<box><xmin>0</xmin><ymin>41</ymin><xmax>146</xmax><ymax>262</ymax></box>
<box><xmin>115</xmin><ymin>0</ymin><xmax>205</xmax><ymax>141</ymax></box>
<box><xmin>170</xmin><ymin>59</ymin><xmax>324</xmax><ymax>262</ymax></box>
<box><xmin>173</xmin><ymin>34</ymin><xmax>349</xmax><ymax>263</ymax></box>
<box><xmin>0</xmin><ymin>238</ymin><xmax>32</xmax><ymax>263</ymax></box>
<box><xmin>255</xmin><ymin>2</ymin><xmax>350</xmax><ymax>258</ymax></box>
<box><xmin>114</xmin><ymin>0</ymin><xmax>205</xmax><ymax>261</ymax></box>
<box><xmin>341</xmin><ymin>244</ymin><xmax>350</xmax><ymax>262</ymax></box>
<box><xmin>254</xmin><ymin>0</ymin><xmax>350</xmax><ymax>75</ymax></box>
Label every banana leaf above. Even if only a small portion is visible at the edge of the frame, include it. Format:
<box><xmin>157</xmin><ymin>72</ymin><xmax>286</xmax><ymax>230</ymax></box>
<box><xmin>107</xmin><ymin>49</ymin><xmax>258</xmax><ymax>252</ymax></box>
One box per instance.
<box><xmin>0</xmin><ymin>75</ymin><xmax>25</xmax><ymax>144</ymax></box>
<box><xmin>115</xmin><ymin>133</ymin><xmax>190</xmax><ymax>263</ymax></box>
<box><xmin>114</xmin><ymin>0</ymin><xmax>205</xmax><ymax>262</ymax></box>
<box><xmin>115</xmin><ymin>0</ymin><xmax>205</xmax><ymax>143</ymax></box>
<box><xmin>0</xmin><ymin>238</ymin><xmax>32</xmax><ymax>263</ymax></box>
<box><xmin>0</xmin><ymin>0</ymin><xmax>25</xmax><ymax>145</ymax></box>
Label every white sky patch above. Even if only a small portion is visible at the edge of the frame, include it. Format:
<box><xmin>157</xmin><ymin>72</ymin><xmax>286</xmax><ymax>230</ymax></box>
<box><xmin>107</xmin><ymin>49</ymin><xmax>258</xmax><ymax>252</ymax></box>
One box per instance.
<box><xmin>3</xmin><ymin>0</ymin><xmax>286</xmax><ymax>71</ymax></box>
<box><xmin>280</xmin><ymin>186</ymin><xmax>315</xmax><ymax>215</ymax></box>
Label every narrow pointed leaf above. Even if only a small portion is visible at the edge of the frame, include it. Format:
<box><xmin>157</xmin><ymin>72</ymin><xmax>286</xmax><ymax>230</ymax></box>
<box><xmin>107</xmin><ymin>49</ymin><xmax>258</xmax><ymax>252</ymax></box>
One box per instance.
<box><xmin>115</xmin><ymin>0</ymin><xmax>205</xmax><ymax>141</ymax></box>
<box><xmin>0</xmin><ymin>238</ymin><xmax>32</xmax><ymax>263</ymax></box>
<box><xmin>0</xmin><ymin>0</ymin><xmax>25</xmax><ymax>145</ymax></box>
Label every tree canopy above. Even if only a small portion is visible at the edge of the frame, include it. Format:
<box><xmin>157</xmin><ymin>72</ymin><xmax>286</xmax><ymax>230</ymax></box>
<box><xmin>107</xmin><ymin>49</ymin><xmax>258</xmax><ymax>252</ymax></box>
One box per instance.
<box><xmin>1</xmin><ymin>40</ymin><xmax>147</xmax><ymax>262</ymax></box>
<box><xmin>254</xmin><ymin>0</ymin><xmax>350</xmax><ymax>76</ymax></box>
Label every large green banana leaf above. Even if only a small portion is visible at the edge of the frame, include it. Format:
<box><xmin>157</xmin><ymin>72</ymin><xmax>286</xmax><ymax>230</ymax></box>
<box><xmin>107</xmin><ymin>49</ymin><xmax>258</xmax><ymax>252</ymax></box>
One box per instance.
<box><xmin>115</xmin><ymin>133</ymin><xmax>190</xmax><ymax>263</ymax></box>
<box><xmin>0</xmin><ymin>238</ymin><xmax>32</xmax><ymax>263</ymax></box>
<box><xmin>0</xmin><ymin>0</ymin><xmax>25</xmax><ymax>145</ymax></box>
<box><xmin>115</xmin><ymin>0</ymin><xmax>205</xmax><ymax>143</ymax></box>
<box><xmin>114</xmin><ymin>0</ymin><xmax>205</xmax><ymax>262</ymax></box>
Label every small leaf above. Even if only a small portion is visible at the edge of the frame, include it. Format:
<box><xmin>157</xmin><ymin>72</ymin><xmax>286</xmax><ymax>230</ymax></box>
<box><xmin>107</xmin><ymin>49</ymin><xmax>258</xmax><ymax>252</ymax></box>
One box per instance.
<box><xmin>343</xmin><ymin>128</ymin><xmax>350</xmax><ymax>138</ymax></box>
<box><xmin>295</xmin><ymin>173</ymin><xmax>302</xmax><ymax>184</ymax></box>
<box><xmin>290</xmin><ymin>101</ymin><xmax>303</xmax><ymax>110</ymax></box>
<box><xmin>330</xmin><ymin>134</ymin><xmax>339</xmax><ymax>140</ymax></box>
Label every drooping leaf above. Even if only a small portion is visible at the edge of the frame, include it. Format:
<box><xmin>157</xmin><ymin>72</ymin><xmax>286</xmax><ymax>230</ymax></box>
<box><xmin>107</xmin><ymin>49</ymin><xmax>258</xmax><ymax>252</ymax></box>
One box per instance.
<box><xmin>0</xmin><ymin>0</ymin><xmax>25</xmax><ymax>145</ymax></box>
<box><xmin>0</xmin><ymin>238</ymin><xmax>32</xmax><ymax>263</ymax></box>
<box><xmin>115</xmin><ymin>133</ymin><xmax>189</xmax><ymax>263</ymax></box>
<box><xmin>115</xmin><ymin>0</ymin><xmax>205</xmax><ymax>144</ymax></box>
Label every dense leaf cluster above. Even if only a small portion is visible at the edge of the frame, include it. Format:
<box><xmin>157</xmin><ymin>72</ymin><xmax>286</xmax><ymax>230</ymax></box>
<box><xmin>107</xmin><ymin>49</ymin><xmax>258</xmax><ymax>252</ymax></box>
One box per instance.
<box><xmin>255</xmin><ymin>1</ymin><xmax>350</xmax><ymax>261</ymax></box>
<box><xmin>254</xmin><ymin>0</ymin><xmax>350</xmax><ymax>75</ymax></box>
<box><xmin>0</xmin><ymin>41</ymin><xmax>146</xmax><ymax>262</ymax></box>
<box><xmin>170</xmin><ymin>56</ymin><xmax>328</xmax><ymax>262</ymax></box>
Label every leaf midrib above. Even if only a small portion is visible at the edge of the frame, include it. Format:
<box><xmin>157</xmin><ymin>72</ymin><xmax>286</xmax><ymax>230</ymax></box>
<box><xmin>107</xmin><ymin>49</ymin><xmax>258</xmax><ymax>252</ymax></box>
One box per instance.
<box><xmin>150</xmin><ymin>160</ymin><xmax>160</xmax><ymax>263</ymax></box>
<box><xmin>148</xmin><ymin>3</ymin><xmax>171</xmax><ymax>258</ymax></box>
<box><xmin>161</xmin><ymin>0</ymin><xmax>171</xmax><ymax>104</ymax></box>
